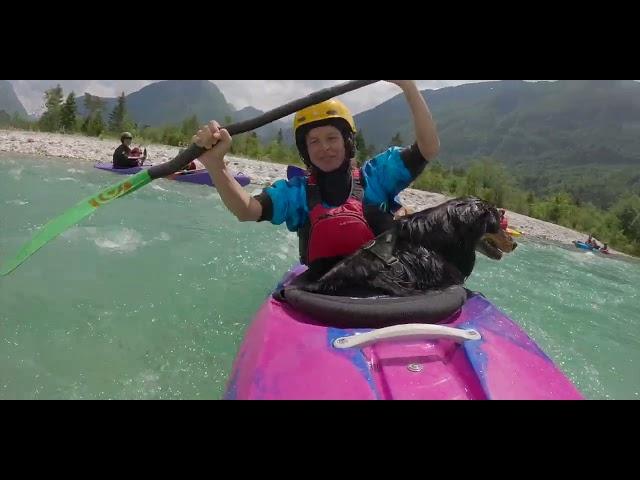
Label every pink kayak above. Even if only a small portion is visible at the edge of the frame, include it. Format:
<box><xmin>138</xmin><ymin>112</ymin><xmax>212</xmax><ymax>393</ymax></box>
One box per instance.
<box><xmin>224</xmin><ymin>265</ymin><xmax>583</xmax><ymax>400</ymax></box>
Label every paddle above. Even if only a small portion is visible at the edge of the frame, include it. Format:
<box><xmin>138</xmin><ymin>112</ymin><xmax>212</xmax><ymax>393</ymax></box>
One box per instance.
<box><xmin>0</xmin><ymin>80</ymin><xmax>381</xmax><ymax>276</ymax></box>
<box><xmin>137</xmin><ymin>147</ymin><xmax>148</xmax><ymax>166</ymax></box>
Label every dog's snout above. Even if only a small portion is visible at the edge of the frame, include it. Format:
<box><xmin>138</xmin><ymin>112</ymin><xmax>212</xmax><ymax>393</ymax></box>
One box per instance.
<box><xmin>512</xmin><ymin>241</ymin><xmax>518</xmax><ymax>250</ymax></box>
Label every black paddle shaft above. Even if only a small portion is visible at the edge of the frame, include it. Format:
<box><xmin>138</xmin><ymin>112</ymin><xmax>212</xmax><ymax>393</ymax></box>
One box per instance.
<box><xmin>148</xmin><ymin>80</ymin><xmax>380</xmax><ymax>179</ymax></box>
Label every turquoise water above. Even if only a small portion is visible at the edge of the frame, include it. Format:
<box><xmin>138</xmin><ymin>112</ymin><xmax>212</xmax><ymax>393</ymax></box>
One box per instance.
<box><xmin>1</xmin><ymin>154</ymin><xmax>639</xmax><ymax>399</ymax></box>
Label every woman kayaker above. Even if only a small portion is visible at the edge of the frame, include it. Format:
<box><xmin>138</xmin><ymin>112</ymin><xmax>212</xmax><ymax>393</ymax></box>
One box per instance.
<box><xmin>193</xmin><ymin>80</ymin><xmax>440</xmax><ymax>267</ymax></box>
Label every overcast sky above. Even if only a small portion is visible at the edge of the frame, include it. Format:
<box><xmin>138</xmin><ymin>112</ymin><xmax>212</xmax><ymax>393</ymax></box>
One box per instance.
<box><xmin>10</xmin><ymin>80</ymin><xmax>535</xmax><ymax>115</ymax></box>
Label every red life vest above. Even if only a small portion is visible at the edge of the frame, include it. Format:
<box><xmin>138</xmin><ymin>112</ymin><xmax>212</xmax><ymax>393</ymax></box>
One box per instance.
<box><xmin>305</xmin><ymin>168</ymin><xmax>376</xmax><ymax>264</ymax></box>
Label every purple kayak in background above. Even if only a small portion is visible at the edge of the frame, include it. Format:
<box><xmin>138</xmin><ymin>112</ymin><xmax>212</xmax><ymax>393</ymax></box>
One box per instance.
<box><xmin>94</xmin><ymin>162</ymin><xmax>251</xmax><ymax>187</ymax></box>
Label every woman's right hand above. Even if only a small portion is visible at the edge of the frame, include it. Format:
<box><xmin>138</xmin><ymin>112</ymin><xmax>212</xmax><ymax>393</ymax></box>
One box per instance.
<box><xmin>193</xmin><ymin>120</ymin><xmax>232</xmax><ymax>168</ymax></box>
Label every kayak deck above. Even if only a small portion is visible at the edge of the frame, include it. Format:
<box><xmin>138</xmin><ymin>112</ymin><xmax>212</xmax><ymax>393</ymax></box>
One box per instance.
<box><xmin>225</xmin><ymin>284</ymin><xmax>583</xmax><ymax>400</ymax></box>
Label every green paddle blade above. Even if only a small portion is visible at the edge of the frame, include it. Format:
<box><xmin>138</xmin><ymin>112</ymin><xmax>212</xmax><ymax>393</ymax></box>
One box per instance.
<box><xmin>1</xmin><ymin>170</ymin><xmax>152</xmax><ymax>276</ymax></box>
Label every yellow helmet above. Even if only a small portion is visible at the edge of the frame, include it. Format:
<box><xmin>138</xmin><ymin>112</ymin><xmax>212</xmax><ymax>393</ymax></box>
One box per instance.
<box><xmin>293</xmin><ymin>99</ymin><xmax>356</xmax><ymax>134</ymax></box>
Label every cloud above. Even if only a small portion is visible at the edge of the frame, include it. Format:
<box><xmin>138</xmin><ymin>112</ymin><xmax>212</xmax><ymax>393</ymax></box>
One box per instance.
<box><xmin>9</xmin><ymin>80</ymin><xmax>157</xmax><ymax>114</ymax></box>
<box><xmin>9</xmin><ymin>79</ymin><xmax>529</xmax><ymax>116</ymax></box>
<box><xmin>211</xmin><ymin>80</ymin><xmax>498</xmax><ymax>114</ymax></box>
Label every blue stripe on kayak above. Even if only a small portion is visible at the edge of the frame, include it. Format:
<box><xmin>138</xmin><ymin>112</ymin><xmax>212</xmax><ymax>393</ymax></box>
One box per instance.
<box><xmin>459</xmin><ymin>324</ymin><xmax>491</xmax><ymax>400</ymax></box>
<box><xmin>467</xmin><ymin>297</ymin><xmax>552</xmax><ymax>362</ymax></box>
<box><xmin>460</xmin><ymin>296</ymin><xmax>555</xmax><ymax>400</ymax></box>
<box><xmin>222</xmin><ymin>350</ymin><xmax>245</xmax><ymax>400</ymax></box>
<box><xmin>223</xmin><ymin>379</ymin><xmax>237</xmax><ymax>400</ymax></box>
<box><xmin>327</xmin><ymin>328</ymin><xmax>382</xmax><ymax>400</ymax></box>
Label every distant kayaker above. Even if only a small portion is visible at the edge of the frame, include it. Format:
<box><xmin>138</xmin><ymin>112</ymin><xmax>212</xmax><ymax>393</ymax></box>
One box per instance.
<box><xmin>193</xmin><ymin>80</ymin><xmax>440</xmax><ymax>268</ymax></box>
<box><xmin>113</xmin><ymin>132</ymin><xmax>146</xmax><ymax>169</ymax></box>
<box><xmin>499</xmin><ymin>209</ymin><xmax>508</xmax><ymax>230</ymax></box>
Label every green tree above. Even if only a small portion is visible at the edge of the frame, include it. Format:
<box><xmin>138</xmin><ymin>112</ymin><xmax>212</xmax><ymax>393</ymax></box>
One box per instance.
<box><xmin>161</xmin><ymin>125</ymin><xmax>183</xmax><ymax>146</ymax></box>
<box><xmin>612</xmin><ymin>195</ymin><xmax>640</xmax><ymax>242</ymax></box>
<box><xmin>246</xmin><ymin>132</ymin><xmax>261</xmax><ymax>158</ymax></box>
<box><xmin>429</xmin><ymin>160</ymin><xmax>445</xmax><ymax>176</ymax></box>
<box><xmin>389</xmin><ymin>132</ymin><xmax>403</xmax><ymax>147</ymax></box>
<box><xmin>81</xmin><ymin>93</ymin><xmax>105</xmax><ymax>136</ymax></box>
<box><xmin>108</xmin><ymin>92</ymin><xmax>127</xmax><ymax>132</ymax></box>
<box><xmin>83</xmin><ymin>93</ymin><xmax>104</xmax><ymax>117</ymax></box>
<box><xmin>0</xmin><ymin>110</ymin><xmax>10</xmax><ymax>126</ymax></box>
<box><xmin>39</xmin><ymin>84</ymin><xmax>64</xmax><ymax>131</ymax></box>
<box><xmin>181</xmin><ymin>114</ymin><xmax>199</xmax><ymax>140</ymax></box>
<box><xmin>60</xmin><ymin>92</ymin><xmax>77</xmax><ymax>132</ymax></box>
<box><xmin>354</xmin><ymin>129</ymin><xmax>376</xmax><ymax>165</ymax></box>
<box><xmin>87</xmin><ymin>112</ymin><xmax>104</xmax><ymax>136</ymax></box>
<box><xmin>460</xmin><ymin>160</ymin><xmax>513</xmax><ymax>206</ymax></box>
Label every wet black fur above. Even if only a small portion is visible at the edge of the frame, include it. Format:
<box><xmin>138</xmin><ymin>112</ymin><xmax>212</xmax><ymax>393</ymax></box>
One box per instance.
<box><xmin>294</xmin><ymin>197</ymin><xmax>504</xmax><ymax>297</ymax></box>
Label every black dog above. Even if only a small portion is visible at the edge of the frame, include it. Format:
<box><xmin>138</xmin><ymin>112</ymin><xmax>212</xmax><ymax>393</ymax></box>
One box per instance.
<box><xmin>294</xmin><ymin>197</ymin><xmax>517</xmax><ymax>297</ymax></box>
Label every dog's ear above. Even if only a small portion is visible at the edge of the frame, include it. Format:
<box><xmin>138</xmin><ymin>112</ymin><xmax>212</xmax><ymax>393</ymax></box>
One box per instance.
<box><xmin>453</xmin><ymin>199</ymin><xmax>501</xmax><ymax>236</ymax></box>
<box><xmin>481</xmin><ymin>209</ymin><xmax>501</xmax><ymax>234</ymax></box>
<box><xmin>454</xmin><ymin>198</ymin><xmax>489</xmax><ymax>226</ymax></box>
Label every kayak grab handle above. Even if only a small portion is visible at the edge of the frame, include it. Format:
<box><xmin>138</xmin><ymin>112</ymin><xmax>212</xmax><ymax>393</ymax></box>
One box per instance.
<box><xmin>333</xmin><ymin>324</ymin><xmax>481</xmax><ymax>349</ymax></box>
